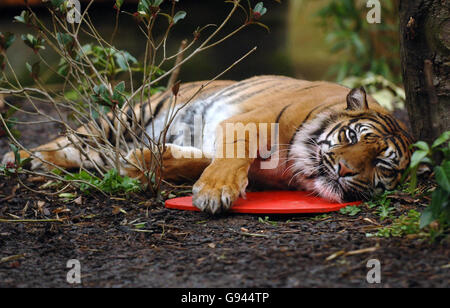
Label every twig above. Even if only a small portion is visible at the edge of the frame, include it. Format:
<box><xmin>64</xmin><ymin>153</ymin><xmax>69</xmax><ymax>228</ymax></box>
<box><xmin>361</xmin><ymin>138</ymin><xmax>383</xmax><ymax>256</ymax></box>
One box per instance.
<box><xmin>0</xmin><ymin>254</ymin><xmax>26</xmax><ymax>264</ymax></box>
<box><xmin>167</xmin><ymin>39</ymin><xmax>188</xmax><ymax>89</ymax></box>
<box><xmin>0</xmin><ymin>218</ymin><xmax>64</xmax><ymax>223</ymax></box>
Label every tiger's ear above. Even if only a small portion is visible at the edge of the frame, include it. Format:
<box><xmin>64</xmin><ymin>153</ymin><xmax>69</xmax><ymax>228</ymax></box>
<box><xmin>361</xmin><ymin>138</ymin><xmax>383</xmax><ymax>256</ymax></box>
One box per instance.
<box><xmin>346</xmin><ymin>87</ymin><xmax>369</xmax><ymax>111</ymax></box>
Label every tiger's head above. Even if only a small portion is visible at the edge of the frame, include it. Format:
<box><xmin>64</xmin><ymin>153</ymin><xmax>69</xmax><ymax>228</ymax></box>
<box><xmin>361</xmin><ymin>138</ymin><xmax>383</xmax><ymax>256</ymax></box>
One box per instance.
<box><xmin>290</xmin><ymin>87</ymin><xmax>413</xmax><ymax>202</ymax></box>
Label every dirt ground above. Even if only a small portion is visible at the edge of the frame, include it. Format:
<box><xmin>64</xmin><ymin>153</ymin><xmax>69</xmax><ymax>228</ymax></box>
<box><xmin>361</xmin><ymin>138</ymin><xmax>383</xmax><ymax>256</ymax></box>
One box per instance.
<box><xmin>0</xmin><ymin>101</ymin><xmax>449</xmax><ymax>288</ymax></box>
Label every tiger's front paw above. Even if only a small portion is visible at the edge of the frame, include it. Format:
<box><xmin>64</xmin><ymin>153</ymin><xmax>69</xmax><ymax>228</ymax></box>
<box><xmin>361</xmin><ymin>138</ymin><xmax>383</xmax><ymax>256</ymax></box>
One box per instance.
<box><xmin>192</xmin><ymin>162</ymin><xmax>249</xmax><ymax>215</ymax></box>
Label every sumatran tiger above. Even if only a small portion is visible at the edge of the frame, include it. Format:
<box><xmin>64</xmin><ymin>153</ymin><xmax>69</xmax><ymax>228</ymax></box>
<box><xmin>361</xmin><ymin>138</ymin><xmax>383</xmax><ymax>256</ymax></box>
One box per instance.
<box><xmin>1</xmin><ymin>76</ymin><xmax>413</xmax><ymax>214</ymax></box>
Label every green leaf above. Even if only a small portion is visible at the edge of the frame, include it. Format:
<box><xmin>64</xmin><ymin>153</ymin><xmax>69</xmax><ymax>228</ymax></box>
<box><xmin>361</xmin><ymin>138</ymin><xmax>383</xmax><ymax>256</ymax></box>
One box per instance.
<box><xmin>20</xmin><ymin>157</ymin><xmax>32</xmax><ymax>168</ymax></box>
<box><xmin>419</xmin><ymin>207</ymin><xmax>433</xmax><ymax>229</ymax></box>
<box><xmin>26</xmin><ymin>61</ymin><xmax>40</xmax><ymax>79</ymax></box>
<box><xmin>152</xmin><ymin>0</ymin><xmax>164</xmax><ymax>7</ymax></box>
<box><xmin>253</xmin><ymin>2</ymin><xmax>267</xmax><ymax>17</ymax></box>
<box><xmin>115</xmin><ymin>81</ymin><xmax>125</xmax><ymax>93</ymax></box>
<box><xmin>254</xmin><ymin>2</ymin><xmax>264</xmax><ymax>13</ymax></box>
<box><xmin>93</xmin><ymin>84</ymin><xmax>112</xmax><ymax>106</ymax></box>
<box><xmin>409</xmin><ymin>149</ymin><xmax>429</xmax><ymax>169</ymax></box>
<box><xmin>138</xmin><ymin>0</ymin><xmax>150</xmax><ymax>15</ymax></box>
<box><xmin>339</xmin><ymin>205</ymin><xmax>361</xmax><ymax>216</ymax></box>
<box><xmin>431</xmin><ymin>131</ymin><xmax>450</xmax><ymax>149</ymax></box>
<box><xmin>51</xmin><ymin>0</ymin><xmax>65</xmax><ymax>8</ymax></box>
<box><xmin>173</xmin><ymin>11</ymin><xmax>186</xmax><ymax>24</ymax></box>
<box><xmin>21</xmin><ymin>34</ymin><xmax>45</xmax><ymax>52</ymax></box>
<box><xmin>0</xmin><ymin>32</ymin><xmax>16</xmax><ymax>51</ymax></box>
<box><xmin>412</xmin><ymin>141</ymin><xmax>430</xmax><ymax>152</ymax></box>
<box><xmin>115</xmin><ymin>0</ymin><xmax>124</xmax><ymax>9</ymax></box>
<box><xmin>114</xmin><ymin>50</ymin><xmax>137</xmax><ymax>70</ymax></box>
<box><xmin>112</xmin><ymin>81</ymin><xmax>126</xmax><ymax>107</ymax></box>
<box><xmin>14</xmin><ymin>10</ymin><xmax>30</xmax><ymax>24</ymax></box>
<box><xmin>56</xmin><ymin>32</ymin><xmax>73</xmax><ymax>48</ymax></box>
<box><xmin>435</xmin><ymin>163</ymin><xmax>450</xmax><ymax>192</ymax></box>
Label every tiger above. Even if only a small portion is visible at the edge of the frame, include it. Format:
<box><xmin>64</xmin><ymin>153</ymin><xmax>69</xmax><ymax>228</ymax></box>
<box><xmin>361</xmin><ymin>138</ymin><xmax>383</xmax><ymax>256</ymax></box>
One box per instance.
<box><xmin>1</xmin><ymin>75</ymin><xmax>413</xmax><ymax>214</ymax></box>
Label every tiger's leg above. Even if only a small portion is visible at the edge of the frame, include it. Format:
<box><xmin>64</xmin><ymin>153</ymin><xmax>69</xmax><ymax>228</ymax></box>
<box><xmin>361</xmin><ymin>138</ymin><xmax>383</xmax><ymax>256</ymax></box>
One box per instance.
<box><xmin>192</xmin><ymin>106</ymin><xmax>285</xmax><ymax>214</ymax></box>
<box><xmin>120</xmin><ymin>144</ymin><xmax>212</xmax><ymax>183</ymax></box>
<box><xmin>1</xmin><ymin>128</ymin><xmax>107</xmax><ymax>171</ymax></box>
<box><xmin>1</xmin><ymin>94</ymin><xmax>157</xmax><ymax>170</ymax></box>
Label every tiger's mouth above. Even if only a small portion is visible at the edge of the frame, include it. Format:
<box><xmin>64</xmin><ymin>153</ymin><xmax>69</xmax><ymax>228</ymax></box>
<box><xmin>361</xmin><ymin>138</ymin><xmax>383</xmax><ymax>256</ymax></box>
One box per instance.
<box><xmin>314</xmin><ymin>150</ymin><xmax>368</xmax><ymax>202</ymax></box>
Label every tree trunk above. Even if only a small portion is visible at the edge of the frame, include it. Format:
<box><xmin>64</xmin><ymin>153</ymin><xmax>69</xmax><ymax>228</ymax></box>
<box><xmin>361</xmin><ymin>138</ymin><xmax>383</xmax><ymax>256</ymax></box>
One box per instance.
<box><xmin>399</xmin><ymin>0</ymin><xmax>450</xmax><ymax>144</ymax></box>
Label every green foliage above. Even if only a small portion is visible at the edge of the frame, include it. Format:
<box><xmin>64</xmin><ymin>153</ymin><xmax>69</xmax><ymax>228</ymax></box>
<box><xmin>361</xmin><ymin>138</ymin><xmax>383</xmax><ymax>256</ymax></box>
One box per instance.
<box><xmin>58</xmin><ymin>44</ymin><xmax>139</xmax><ymax>78</ymax></box>
<box><xmin>91</xmin><ymin>81</ymin><xmax>126</xmax><ymax>108</ymax></box>
<box><xmin>65</xmin><ymin>169</ymin><xmax>141</xmax><ymax>195</ymax></box>
<box><xmin>317</xmin><ymin>0</ymin><xmax>400</xmax><ymax>82</ymax></box>
<box><xmin>57</xmin><ymin>43</ymin><xmax>164</xmax><ymax>115</ymax></box>
<box><xmin>26</xmin><ymin>61</ymin><xmax>41</xmax><ymax>80</ymax></box>
<box><xmin>376</xmin><ymin>198</ymin><xmax>395</xmax><ymax>221</ymax></box>
<box><xmin>370</xmin><ymin>210</ymin><xmax>422</xmax><ymax>238</ymax></box>
<box><xmin>366</xmin><ymin>190</ymin><xmax>391</xmax><ymax>207</ymax></box>
<box><xmin>403</xmin><ymin>131</ymin><xmax>450</xmax><ymax>230</ymax></box>
<box><xmin>14</xmin><ymin>11</ymin><xmax>31</xmax><ymax>25</ymax></box>
<box><xmin>339</xmin><ymin>205</ymin><xmax>361</xmax><ymax>216</ymax></box>
<box><xmin>56</xmin><ymin>33</ymin><xmax>74</xmax><ymax>53</ymax></box>
<box><xmin>420</xmin><ymin>163</ymin><xmax>450</xmax><ymax>229</ymax></box>
<box><xmin>137</xmin><ymin>0</ymin><xmax>165</xmax><ymax>18</ymax></box>
<box><xmin>172</xmin><ymin>11</ymin><xmax>187</xmax><ymax>24</ymax></box>
<box><xmin>365</xmin><ymin>191</ymin><xmax>397</xmax><ymax>220</ymax></box>
<box><xmin>115</xmin><ymin>0</ymin><xmax>125</xmax><ymax>10</ymax></box>
<box><xmin>21</xmin><ymin>34</ymin><xmax>46</xmax><ymax>53</ymax></box>
<box><xmin>0</xmin><ymin>32</ymin><xmax>16</xmax><ymax>52</ymax></box>
<box><xmin>98</xmin><ymin>169</ymin><xmax>141</xmax><ymax>194</ymax></box>
<box><xmin>258</xmin><ymin>216</ymin><xmax>278</xmax><ymax>226</ymax></box>
<box><xmin>0</xmin><ymin>144</ymin><xmax>31</xmax><ymax>176</ymax></box>
<box><xmin>253</xmin><ymin>2</ymin><xmax>268</xmax><ymax>18</ymax></box>
<box><xmin>404</xmin><ymin>131</ymin><xmax>450</xmax><ymax>192</ymax></box>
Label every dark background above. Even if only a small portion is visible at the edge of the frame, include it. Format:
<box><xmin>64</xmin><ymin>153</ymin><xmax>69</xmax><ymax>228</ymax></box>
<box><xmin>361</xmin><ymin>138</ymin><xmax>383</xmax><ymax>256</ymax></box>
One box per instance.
<box><xmin>0</xmin><ymin>0</ymin><xmax>293</xmax><ymax>84</ymax></box>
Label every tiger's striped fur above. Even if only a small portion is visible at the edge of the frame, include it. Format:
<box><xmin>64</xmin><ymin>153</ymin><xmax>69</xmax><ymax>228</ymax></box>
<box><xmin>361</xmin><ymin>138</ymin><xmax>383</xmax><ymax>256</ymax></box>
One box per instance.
<box><xmin>2</xmin><ymin>76</ymin><xmax>412</xmax><ymax>214</ymax></box>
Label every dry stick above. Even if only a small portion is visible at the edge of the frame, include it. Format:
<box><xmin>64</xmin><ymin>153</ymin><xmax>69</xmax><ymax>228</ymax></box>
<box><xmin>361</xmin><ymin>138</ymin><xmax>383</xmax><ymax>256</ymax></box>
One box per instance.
<box><xmin>160</xmin><ymin>46</ymin><xmax>258</xmax><ymax>141</ymax></box>
<box><xmin>167</xmin><ymin>39</ymin><xmax>188</xmax><ymax>89</ymax></box>
<box><xmin>17</xmin><ymin>176</ymin><xmax>72</xmax><ymax>196</ymax></box>
<box><xmin>128</xmin><ymin>0</ymin><xmax>242</xmax><ymax>102</ymax></box>
<box><xmin>0</xmin><ymin>218</ymin><xmax>63</xmax><ymax>223</ymax></box>
<box><xmin>110</xmin><ymin>6</ymin><xmax>121</xmax><ymax>44</ymax></box>
<box><xmin>0</xmin><ymin>254</ymin><xmax>26</xmax><ymax>264</ymax></box>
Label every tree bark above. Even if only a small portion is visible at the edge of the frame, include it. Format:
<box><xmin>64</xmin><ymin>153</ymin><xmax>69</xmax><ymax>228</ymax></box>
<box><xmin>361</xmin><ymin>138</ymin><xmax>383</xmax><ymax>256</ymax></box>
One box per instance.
<box><xmin>399</xmin><ymin>0</ymin><xmax>450</xmax><ymax>143</ymax></box>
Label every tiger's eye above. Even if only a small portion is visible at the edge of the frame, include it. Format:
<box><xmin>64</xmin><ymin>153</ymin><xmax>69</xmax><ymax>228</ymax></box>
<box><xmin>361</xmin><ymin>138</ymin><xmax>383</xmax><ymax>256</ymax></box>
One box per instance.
<box><xmin>347</xmin><ymin>129</ymin><xmax>357</xmax><ymax>144</ymax></box>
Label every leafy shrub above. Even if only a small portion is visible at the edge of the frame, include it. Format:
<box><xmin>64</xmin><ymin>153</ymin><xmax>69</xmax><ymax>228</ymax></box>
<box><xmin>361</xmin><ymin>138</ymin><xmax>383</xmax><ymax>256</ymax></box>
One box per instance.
<box><xmin>403</xmin><ymin>131</ymin><xmax>450</xmax><ymax>229</ymax></box>
<box><xmin>65</xmin><ymin>169</ymin><xmax>141</xmax><ymax>194</ymax></box>
<box><xmin>371</xmin><ymin>209</ymin><xmax>422</xmax><ymax>238</ymax></box>
<box><xmin>0</xmin><ymin>0</ymin><xmax>274</xmax><ymax>196</ymax></box>
<box><xmin>317</xmin><ymin>0</ymin><xmax>400</xmax><ymax>82</ymax></box>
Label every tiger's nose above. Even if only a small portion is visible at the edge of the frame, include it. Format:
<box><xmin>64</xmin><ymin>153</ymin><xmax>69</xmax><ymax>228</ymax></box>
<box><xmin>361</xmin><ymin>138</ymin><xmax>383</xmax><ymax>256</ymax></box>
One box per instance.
<box><xmin>338</xmin><ymin>161</ymin><xmax>357</xmax><ymax>177</ymax></box>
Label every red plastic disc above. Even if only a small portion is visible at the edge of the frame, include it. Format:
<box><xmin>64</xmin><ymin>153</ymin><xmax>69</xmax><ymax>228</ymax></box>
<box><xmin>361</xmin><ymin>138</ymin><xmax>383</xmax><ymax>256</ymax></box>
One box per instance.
<box><xmin>165</xmin><ymin>191</ymin><xmax>361</xmax><ymax>214</ymax></box>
